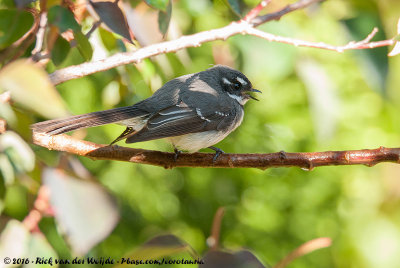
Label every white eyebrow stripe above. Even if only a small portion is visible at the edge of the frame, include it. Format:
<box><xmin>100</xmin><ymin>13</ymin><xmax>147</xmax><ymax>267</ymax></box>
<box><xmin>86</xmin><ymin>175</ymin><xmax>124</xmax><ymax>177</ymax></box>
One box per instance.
<box><xmin>236</xmin><ymin>77</ymin><xmax>247</xmax><ymax>85</ymax></box>
<box><xmin>196</xmin><ymin>108</ymin><xmax>211</xmax><ymax>122</ymax></box>
<box><xmin>222</xmin><ymin>77</ymin><xmax>231</xmax><ymax>84</ymax></box>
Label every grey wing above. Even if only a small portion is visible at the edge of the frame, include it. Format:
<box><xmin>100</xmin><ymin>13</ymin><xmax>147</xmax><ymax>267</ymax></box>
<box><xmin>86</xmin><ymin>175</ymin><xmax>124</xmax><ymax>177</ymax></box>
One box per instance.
<box><xmin>125</xmin><ymin>105</ymin><xmax>235</xmax><ymax>143</ymax></box>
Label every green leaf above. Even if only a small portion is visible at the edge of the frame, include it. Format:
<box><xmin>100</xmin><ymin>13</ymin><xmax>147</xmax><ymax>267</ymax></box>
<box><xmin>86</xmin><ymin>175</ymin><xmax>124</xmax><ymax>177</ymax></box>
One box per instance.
<box><xmin>89</xmin><ymin>0</ymin><xmax>134</xmax><ymax>43</ymax></box>
<box><xmin>51</xmin><ymin>35</ymin><xmax>71</xmax><ymax>66</ymax></box>
<box><xmin>43</xmin><ymin>168</ymin><xmax>119</xmax><ymax>255</ymax></box>
<box><xmin>144</xmin><ymin>0</ymin><xmax>169</xmax><ymax>11</ymax></box>
<box><xmin>0</xmin><ymin>100</ymin><xmax>17</xmax><ymax>125</ymax></box>
<box><xmin>48</xmin><ymin>5</ymin><xmax>80</xmax><ymax>32</ymax></box>
<box><xmin>0</xmin><ymin>60</ymin><xmax>69</xmax><ymax>119</ymax></box>
<box><xmin>25</xmin><ymin>233</ymin><xmax>59</xmax><ymax>268</ymax></box>
<box><xmin>0</xmin><ymin>220</ymin><xmax>30</xmax><ymax>261</ymax></box>
<box><xmin>0</xmin><ymin>0</ymin><xmax>16</xmax><ymax>8</ymax></box>
<box><xmin>0</xmin><ymin>131</ymin><xmax>35</xmax><ymax>174</ymax></box>
<box><xmin>99</xmin><ymin>27</ymin><xmax>117</xmax><ymax>51</ymax></box>
<box><xmin>389</xmin><ymin>18</ymin><xmax>400</xmax><ymax>57</ymax></box>
<box><xmin>3</xmin><ymin>184</ymin><xmax>28</xmax><ymax>218</ymax></box>
<box><xmin>158</xmin><ymin>0</ymin><xmax>172</xmax><ymax>36</ymax></box>
<box><xmin>342</xmin><ymin>12</ymin><xmax>388</xmax><ymax>94</ymax></box>
<box><xmin>296</xmin><ymin>59</ymin><xmax>339</xmax><ymax>141</ymax></box>
<box><xmin>226</xmin><ymin>0</ymin><xmax>241</xmax><ymax>16</ymax></box>
<box><xmin>74</xmin><ymin>30</ymin><xmax>93</xmax><ymax>61</ymax></box>
<box><xmin>0</xmin><ymin>221</ymin><xmax>58</xmax><ymax>267</ymax></box>
<box><xmin>0</xmin><ymin>153</ymin><xmax>15</xmax><ymax>186</ymax></box>
<box><xmin>0</xmin><ymin>9</ymin><xmax>34</xmax><ymax>49</ymax></box>
<box><xmin>0</xmin><ymin>171</ymin><xmax>5</xmax><ymax>214</ymax></box>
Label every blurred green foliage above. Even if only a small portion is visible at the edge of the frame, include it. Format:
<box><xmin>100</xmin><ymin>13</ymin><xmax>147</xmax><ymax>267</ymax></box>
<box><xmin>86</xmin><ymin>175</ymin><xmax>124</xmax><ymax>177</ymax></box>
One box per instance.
<box><xmin>1</xmin><ymin>0</ymin><xmax>400</xmax><ymax>267</ymax></box>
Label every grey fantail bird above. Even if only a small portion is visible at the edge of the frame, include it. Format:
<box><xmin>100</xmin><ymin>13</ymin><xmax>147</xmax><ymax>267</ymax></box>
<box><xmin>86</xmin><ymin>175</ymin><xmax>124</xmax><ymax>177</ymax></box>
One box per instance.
<box><xmin>31</xmin><ymin>65</ymin><xmax>261</xmax><ymax>161</ymax></box>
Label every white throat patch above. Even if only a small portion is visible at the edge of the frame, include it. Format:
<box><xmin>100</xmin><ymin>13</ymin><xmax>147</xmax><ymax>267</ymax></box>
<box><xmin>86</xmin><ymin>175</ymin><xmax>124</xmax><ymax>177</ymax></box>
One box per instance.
<box><xmin>227</xmin><ymin>93</ymin><xmax>247</xmax><ymax>105</ymax></box>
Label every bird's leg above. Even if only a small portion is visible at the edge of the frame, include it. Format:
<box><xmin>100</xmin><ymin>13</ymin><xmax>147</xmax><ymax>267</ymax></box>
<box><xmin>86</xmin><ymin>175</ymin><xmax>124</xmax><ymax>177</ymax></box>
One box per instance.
<box><xmin>208</xmin><ymin>146</ymin><xmax>224</xmax><ymax>163</ymax></box>
<box><xmin>173</xmin><ymin>147</ymin><xmax>182</xmax><ymax>162</ymax></box>
<box><xmin>279</xmin><ymin>150</ymin><xmax>287</xmax><ymax>160</ymax></box>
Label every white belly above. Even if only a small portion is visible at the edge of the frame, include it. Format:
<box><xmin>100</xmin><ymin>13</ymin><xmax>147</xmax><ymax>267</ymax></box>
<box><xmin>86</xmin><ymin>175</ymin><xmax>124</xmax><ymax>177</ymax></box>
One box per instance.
<box><xmin>169</xmin><ymin>107</ymin><xmax>244</xmax><ymax>152</ymax></box>
<box><xmin>168</xmin><ymin>131</ymin><xmax>231</xmax><ymax>152</ymax></box>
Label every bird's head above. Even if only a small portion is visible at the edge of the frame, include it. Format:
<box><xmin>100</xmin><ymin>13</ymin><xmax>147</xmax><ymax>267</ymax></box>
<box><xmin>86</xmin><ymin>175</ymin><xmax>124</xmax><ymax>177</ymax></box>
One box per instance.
<box><xmin>209</xmin><ymin>65</ymin><xmax>261</xmax><ymax>105</ymax></box>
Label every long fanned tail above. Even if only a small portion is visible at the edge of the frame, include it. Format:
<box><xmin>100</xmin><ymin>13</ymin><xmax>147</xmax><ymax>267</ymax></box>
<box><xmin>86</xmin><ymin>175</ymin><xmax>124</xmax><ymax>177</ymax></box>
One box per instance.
<box><xmin>31</xmin><ymin>106</ymin><xmax>146</xmax><ymax>135</ymax></box>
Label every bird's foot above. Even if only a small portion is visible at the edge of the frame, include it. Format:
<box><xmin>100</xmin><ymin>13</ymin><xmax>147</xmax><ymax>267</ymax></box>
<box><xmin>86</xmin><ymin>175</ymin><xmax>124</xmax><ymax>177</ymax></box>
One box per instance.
<box><xmin>173</xmin><ymin>148</ymin><xmax>182</xmax><ymax>162</ymax></box>
<box><xmin>279</xmin><ymin>150</ymin><xmax>287</xmax><ymax>160</ymax></box>
<box><xmin>208</xmin><ymin>146</ymin><xmax>224</xmax><ymax>163</ymax></box>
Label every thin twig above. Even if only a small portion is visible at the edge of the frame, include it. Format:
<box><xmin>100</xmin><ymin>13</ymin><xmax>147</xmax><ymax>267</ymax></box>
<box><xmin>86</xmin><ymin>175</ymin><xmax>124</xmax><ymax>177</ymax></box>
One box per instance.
<box><xmin>86</xmin><ymin>20</ymin><xmax>101</xmax><ymax>39</ymax></box>
<box><xmin>251</xmin><ymin>0</ymin><xmax>324</xmax><ymax>26</ymax></box>
<box><xmin>274</xmin><ymin>237</ymin><xmax>332</xmax><ymax>268</ymax></box>
<box><xmin>31</xmin><ymin>12</ymin><xmax>48</xmax><ymax>57</ymax></box>
<box><xmin>32</xmin><ymin>132</ymin><xmax>400</xmax><ymax>169</ymax></box>
<box><xmin>208</xmin><ymin>207</ymin><xmax>225</xmax><ymax>250</ymax></box>
<box><xmin>47</xmin><ymin>0</ymin><xmax>327</xmax><ymax>85</ymax></box>
<box><xmin>243</xmin><ymin>0</ymin><xmax>272</xmax><ymax>22</ymax></box>
<box><xmin>245</xmin><ymin>26</ymin><xmax>394</xmax><ymax>52</ymax></box>
<box><xmin>22</xmin><ymin>186</ymin><xmax>53</xmax><ymax>232</ymax></box>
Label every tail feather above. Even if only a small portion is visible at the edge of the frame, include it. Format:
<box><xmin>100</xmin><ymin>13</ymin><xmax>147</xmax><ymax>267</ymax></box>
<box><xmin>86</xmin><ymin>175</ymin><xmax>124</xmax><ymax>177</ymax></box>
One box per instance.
<box><xmin>31</xmin><ymin>106</ymin><xmax>147</xmax><ymax>135</ymax></box>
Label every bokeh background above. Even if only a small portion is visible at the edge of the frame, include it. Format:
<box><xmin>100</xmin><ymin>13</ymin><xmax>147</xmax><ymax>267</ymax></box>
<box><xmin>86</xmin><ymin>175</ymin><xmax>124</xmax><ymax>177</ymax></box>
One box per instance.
<box><xmin>1</xmin><ymin>0</ymin><xmax>400</xmax><ymax>267</ymax></box>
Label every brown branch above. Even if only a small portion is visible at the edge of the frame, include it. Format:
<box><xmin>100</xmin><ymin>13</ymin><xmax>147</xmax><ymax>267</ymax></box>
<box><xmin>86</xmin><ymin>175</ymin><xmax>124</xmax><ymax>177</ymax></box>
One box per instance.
<box><xmin>50</xmin><ymin>0</ymin><xmax>392</xmax><ymax>85</ymax></box>
<box><xmin>32</xmin><ymin>132</ymin><xmax>400</xmax><ymax>169</ymax></box>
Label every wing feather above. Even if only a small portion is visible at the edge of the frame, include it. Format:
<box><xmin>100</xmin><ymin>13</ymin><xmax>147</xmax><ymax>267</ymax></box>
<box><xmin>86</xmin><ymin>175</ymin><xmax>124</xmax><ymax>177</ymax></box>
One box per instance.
<box><xmin>126</xmin><ymin>105</ymin><xmax>233</xmax><ymax>143</ymax></box>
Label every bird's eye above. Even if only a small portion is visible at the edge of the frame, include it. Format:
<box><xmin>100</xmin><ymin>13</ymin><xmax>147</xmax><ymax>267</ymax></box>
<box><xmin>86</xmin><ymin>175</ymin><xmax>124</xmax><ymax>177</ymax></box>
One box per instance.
<box><xmin>232</xmin><ymin>83</ymin><xmax>241</xmax><ymax>90</ymax></box>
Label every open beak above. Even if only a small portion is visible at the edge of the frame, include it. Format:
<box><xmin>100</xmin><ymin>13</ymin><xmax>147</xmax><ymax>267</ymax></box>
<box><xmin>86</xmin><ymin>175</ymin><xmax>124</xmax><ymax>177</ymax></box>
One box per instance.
<box><xmin>246</xmin><ymin>88</ymin><xmax>261</xmax><ymax>101</ymax></box>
